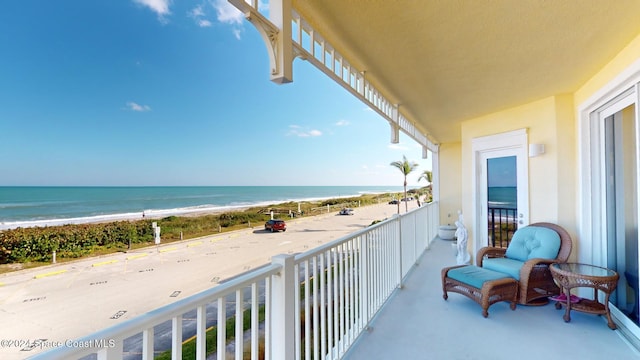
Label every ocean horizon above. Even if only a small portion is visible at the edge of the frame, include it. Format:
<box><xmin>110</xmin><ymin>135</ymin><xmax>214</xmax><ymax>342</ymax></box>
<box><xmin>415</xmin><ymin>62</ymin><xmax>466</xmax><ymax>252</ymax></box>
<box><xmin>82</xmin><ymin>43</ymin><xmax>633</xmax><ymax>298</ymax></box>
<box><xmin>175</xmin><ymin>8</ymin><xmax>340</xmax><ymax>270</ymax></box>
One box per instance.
<box><xmin>0</xmin><ymin>186</ymin><xmax>408</xmax><ymax>230</ymax></box>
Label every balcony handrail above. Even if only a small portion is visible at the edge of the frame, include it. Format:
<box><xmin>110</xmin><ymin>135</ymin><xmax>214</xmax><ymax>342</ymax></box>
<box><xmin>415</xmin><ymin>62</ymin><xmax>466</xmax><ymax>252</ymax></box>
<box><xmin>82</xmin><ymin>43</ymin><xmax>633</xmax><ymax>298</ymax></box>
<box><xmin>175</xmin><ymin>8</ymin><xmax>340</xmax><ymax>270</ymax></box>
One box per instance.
<box><xmin>30</xmin><ymin>201</ymin><xmax>439</xmax><ymax>360</ymax></box>
<box><xmin>293</xmin><ymin>215</ymin><xmax>395</xmax><ymax>264</ymax></box>
<box><xmin>29</xmin><ymin>263</ymin><xmax>282</xmax><ymax>360</ymax></box>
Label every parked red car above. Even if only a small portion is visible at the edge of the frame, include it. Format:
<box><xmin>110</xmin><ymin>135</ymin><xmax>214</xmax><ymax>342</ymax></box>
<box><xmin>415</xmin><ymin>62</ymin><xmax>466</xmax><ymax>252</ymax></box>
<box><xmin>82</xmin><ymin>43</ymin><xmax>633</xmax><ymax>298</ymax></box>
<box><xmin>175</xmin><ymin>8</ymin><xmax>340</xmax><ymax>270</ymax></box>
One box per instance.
<box><xmin>265</xmin><ymin>219</ymin><xmax>287</xmax><ymax>232</ymax></box>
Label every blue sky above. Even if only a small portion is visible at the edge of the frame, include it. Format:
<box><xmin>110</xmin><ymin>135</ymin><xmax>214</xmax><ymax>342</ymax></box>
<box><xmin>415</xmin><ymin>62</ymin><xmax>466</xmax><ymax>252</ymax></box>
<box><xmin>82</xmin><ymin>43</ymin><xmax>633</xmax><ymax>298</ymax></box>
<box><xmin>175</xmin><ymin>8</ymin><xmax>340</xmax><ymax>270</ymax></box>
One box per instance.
<box><xmin>487</xmin><ymin>156</ymin><xmax>516</xmax><ymax>187</ymax></box>
<box><xmin>0</xmin><ymin>0</ymin><xmax>431</xmax><ymax>187</ymax></box>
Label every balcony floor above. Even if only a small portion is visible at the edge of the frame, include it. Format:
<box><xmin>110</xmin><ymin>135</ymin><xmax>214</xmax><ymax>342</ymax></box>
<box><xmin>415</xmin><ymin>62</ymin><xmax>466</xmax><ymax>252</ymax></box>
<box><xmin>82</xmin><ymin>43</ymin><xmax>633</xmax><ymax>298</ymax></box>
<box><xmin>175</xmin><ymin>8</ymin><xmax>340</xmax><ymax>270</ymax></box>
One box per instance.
<box><xmin>345</xmin><ymin>238</ymin><xmax>639</xmax><ymax>360</ymax></box>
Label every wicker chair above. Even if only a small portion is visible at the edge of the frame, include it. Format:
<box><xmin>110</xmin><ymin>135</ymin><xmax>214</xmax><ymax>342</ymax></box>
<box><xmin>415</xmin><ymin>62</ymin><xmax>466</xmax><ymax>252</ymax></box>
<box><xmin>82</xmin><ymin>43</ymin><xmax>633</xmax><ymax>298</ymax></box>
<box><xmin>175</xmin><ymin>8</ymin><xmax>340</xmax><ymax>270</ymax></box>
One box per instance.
<box><xmin>476</xmin><ymin>222</ymin><xmax>572</xmax><ymax>306</ymax></box>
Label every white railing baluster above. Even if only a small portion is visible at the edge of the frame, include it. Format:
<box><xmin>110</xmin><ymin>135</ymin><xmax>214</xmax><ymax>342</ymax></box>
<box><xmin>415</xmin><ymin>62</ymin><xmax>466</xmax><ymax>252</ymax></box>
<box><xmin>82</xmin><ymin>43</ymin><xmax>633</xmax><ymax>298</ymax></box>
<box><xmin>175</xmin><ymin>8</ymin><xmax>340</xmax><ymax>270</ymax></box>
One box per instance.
<box><xmin>172</xmin><ymin>315</ymin><xmax>182</xmax><ymax>360</ymax></box>
<box><xmin>304</xmin><ymin>260</ymin><xmax>311</xmax><ymax>360</ymax></box>
<box><xmin>320</xmin><ymin>253</ymin><xmax>327</xmax><ymax>360</ymax></box>
<box><xmin>251</xmin><ymin>282</ymin><xmax>259</xmax><ymax>360</ymax></box>
<box><xmin>235</xmin><ymin>289</ymin><xmax>244</xmax><ymax>360</ymax></box>
<box><xmin>327</xmin><ymin>249</ymin><xmax>334</xmax><ymax>360</ymax></box>
<box><xmin>265</xmin><ymin>276</ymin><xmax>271</xmax><ymax>360</ymax></box>
<box><xmin>217</xmin><ymin>297</ymin><xmax>226</xmax><ymax>360</ymax></box>
<box><xmin>196</xmin><ymin>305</ymin><xmax>207</xmax><ymax>360</ymax></box>
<box><xmin>142</xmin><ymin>327</ymin><xmax>154</xmax><ymax>360</ymax></box>
<box><xmin>294</xmin><ymin>263</ymin><xmax>301</xmax><ymax>360</ymax></box>
<box><xmin>312</xmin><ymin>256</ymin><xmax>319</xmax><ymax>360</ymax></box>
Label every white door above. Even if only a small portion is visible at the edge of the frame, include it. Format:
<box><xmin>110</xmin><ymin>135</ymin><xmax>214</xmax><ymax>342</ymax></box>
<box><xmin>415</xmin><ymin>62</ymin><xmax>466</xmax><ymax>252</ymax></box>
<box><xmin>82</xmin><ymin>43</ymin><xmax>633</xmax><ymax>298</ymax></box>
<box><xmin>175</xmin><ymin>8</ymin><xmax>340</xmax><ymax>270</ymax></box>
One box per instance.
<box><xmin>472</xmin><ymin>129</ymin><xmax>529</xmax><ymax>256</ymax></box>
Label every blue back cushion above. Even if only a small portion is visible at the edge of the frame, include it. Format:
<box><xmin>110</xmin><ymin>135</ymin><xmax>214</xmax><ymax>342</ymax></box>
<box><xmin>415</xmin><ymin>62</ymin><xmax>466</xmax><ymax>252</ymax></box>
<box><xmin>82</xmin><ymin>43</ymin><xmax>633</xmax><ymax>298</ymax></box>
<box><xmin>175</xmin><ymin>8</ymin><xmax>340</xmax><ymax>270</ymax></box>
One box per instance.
<box><xmin>505</xmin><ymin>226</ymin><xmax>561</xmax><ymax>262</ymax></box>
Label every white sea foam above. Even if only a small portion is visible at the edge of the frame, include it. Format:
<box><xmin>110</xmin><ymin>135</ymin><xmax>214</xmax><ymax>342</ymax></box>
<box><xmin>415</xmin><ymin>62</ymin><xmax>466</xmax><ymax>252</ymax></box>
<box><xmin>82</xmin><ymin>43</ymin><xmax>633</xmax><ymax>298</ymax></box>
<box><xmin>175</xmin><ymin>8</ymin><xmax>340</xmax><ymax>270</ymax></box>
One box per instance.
<box><xmin>0</xmin><ymin>204</ymin><xmax>250</xmax><ymax>231</ymax></box>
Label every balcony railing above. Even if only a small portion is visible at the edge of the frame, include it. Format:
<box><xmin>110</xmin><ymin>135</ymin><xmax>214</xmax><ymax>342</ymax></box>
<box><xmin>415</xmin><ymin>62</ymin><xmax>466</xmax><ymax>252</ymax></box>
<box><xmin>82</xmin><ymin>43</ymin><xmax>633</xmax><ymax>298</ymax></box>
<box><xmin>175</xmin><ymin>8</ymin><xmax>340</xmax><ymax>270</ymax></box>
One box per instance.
<box><xmin>30</xmin><ymin>202</ymin><xmax>439</xmax><ymax>360</ymax></box>
<box><xmin>488</xmin><ymin>206</ymin><xmax>518</xmax><ymax>248</ymax></box>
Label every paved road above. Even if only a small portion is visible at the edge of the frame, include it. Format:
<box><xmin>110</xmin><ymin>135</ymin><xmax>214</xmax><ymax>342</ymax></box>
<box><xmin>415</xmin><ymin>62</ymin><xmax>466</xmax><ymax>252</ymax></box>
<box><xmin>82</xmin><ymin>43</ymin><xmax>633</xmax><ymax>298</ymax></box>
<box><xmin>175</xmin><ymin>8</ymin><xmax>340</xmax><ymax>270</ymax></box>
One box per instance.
<box><xmin>0</xmin><ymin>202</ymin><xmax>409</xmax><ymax>359</ymax></box>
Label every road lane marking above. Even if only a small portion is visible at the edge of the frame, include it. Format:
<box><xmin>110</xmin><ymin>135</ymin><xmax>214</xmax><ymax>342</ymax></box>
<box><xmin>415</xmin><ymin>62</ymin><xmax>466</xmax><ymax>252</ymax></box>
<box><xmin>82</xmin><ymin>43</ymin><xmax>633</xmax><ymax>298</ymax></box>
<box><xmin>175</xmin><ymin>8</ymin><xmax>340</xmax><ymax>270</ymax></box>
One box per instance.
<box><xmin>159</xmin><ymin>247</ymin><xmax>177</xmax><ymax>253</ymax></box>
<box><xmin>126</xmin><ymin>253</ymin><xmax>148</xmax><ymax>260</ymax></box>
<box><xmin>92</xmin><ymin>260</ymin><xmax>118</xmax><ymax>267</ymax></box>
<box><xmin>187</xmin><ymin>242</ymin><xmax>202</xmax><ymax>247</ymax></box>
<box><xmin>34</xmin><ymin>269</ymin><xmax>67</xmax><ymax>279</ymax></box>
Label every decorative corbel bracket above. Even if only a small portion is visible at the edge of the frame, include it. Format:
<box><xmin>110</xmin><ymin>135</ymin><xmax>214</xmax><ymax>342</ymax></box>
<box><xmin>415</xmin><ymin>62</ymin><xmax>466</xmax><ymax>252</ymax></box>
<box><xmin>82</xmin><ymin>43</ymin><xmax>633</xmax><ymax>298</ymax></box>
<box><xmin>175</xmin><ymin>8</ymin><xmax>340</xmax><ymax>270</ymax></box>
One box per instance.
<box><xmin>229</xmin><ymin>0</ymin><xmax>293</xmax><ymax>84</ymax></box>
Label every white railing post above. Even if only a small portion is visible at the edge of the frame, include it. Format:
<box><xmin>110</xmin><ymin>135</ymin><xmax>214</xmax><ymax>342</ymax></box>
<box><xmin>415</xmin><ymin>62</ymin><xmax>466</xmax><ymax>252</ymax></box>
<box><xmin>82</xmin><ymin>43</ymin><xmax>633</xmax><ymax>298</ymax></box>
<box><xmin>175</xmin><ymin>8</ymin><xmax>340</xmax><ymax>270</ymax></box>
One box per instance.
<box><xmin>271</xmin><ymin>254</ymin><xmax>296</xmax><ymax>360</ymax></box>
<box><xmin>394</xmin><ymin>214</ymin><xmax>403</xmax><ymax>288</ymax></box>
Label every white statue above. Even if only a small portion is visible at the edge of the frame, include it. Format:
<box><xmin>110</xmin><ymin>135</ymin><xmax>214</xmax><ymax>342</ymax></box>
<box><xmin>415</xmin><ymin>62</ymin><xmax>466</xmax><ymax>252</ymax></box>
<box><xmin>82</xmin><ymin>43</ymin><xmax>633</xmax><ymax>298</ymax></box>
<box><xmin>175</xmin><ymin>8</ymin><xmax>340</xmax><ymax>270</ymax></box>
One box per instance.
<box><xmin>455</xmin><ymin>212</ymin><xmax>470</xmax><ymax>265</ymax></box>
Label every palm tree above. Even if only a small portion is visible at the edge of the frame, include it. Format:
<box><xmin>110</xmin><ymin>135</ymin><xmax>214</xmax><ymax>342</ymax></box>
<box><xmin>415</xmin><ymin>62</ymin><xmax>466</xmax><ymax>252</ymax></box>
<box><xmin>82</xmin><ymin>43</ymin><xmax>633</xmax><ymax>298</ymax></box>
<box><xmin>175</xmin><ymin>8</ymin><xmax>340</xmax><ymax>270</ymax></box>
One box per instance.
<box><xmin>418</xmin><ymin>170</ymin><xmax>433</xmax><ymax>204</ymax></box>
<box><xmin>418</xmin><ymin>170</ymin><xmax>432</xmax><ymax>185</ymax></box>
<box><xmin>390</xmin><ymin>155</ymin><xmax>419</xmax><ymax>212</ymax></box>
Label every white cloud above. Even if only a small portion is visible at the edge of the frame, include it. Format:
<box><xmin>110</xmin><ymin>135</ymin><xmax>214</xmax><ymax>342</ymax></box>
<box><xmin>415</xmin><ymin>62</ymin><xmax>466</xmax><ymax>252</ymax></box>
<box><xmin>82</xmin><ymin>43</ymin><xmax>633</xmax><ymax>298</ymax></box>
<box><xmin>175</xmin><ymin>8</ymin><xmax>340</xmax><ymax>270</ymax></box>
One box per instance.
<box><xmin>210</xmin><ymin>0</ymin><xmax>245</xmax><ymax>39</ymax></box>
<box><xmin>287</xmin><ymin>125</ymin><xmax>322</xmax><ymax>137</ymax></box>
<box><xmin>231</xmin><ymin>28</ymin><xmax>242</xmax><ymax>40</ymax></box>
<box><xmin>189</xmin><ymin>5</ymin><xmax>205</xmax><ymax>17</ymax></box>
<box><xmin>189</xmin><ymin>5</ymin><xmax>213</xmax><ymax>28</ymax></box>
<box><xmin>211</xmin><ymin>0</ymin><xmax>244</xmax><ymax>25</ymax></box>
<box><xmin>133</xmin><ymin>0</ymin><xmax>172</xmax><ymax>23</ymax></box>
<box><xmin>335</xmin><ymin>120</ymin><xmax>350</xmax><ymax>126</ymax></box>
<box><xmin>126</xmin><ymin>102</ymin><xmax>151</xmax><ymax>112</ymax></box>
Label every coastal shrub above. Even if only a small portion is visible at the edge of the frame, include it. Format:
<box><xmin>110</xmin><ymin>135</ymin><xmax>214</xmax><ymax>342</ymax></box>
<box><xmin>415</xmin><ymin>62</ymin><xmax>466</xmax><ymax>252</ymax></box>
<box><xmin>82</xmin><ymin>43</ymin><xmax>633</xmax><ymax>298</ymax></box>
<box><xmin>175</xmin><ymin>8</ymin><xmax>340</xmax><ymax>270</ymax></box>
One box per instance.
<box><xmin>0</xmin><ymin>193</ymin><xmax>408</xmax><ymax>265</ymax></box>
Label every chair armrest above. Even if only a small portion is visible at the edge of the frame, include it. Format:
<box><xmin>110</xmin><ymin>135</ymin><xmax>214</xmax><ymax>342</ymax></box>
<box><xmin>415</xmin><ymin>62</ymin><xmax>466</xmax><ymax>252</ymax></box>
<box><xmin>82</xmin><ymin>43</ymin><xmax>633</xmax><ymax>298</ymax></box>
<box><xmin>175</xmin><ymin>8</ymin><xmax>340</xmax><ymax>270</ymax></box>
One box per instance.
<box><xmin>519</xmin><ymin>258</ymin><xmax>555</xmax><ymax>282</ymax></box>
<box><xmin>476</xmin><ymin>247</ymin><xmax>507</xmax><ymax>266</ymax></box>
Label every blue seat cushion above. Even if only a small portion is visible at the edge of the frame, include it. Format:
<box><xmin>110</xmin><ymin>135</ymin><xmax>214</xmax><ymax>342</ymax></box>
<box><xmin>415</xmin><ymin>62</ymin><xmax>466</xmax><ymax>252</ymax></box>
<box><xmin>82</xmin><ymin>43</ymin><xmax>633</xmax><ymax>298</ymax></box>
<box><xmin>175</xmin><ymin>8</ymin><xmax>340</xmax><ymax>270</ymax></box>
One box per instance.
<box><xmin>505</xmin><ymin>226</ymin><xmax>561</xmax><ymax>262</ymax></box>
<box><xmin>447</xmin><ymin>265</ymin><xmax>512</xmax><ymax>289</ymax></box>
<box><xmin>482</xmin><ymin>258</ymin><xmax>524</xmax><ymax>280</ymax></box>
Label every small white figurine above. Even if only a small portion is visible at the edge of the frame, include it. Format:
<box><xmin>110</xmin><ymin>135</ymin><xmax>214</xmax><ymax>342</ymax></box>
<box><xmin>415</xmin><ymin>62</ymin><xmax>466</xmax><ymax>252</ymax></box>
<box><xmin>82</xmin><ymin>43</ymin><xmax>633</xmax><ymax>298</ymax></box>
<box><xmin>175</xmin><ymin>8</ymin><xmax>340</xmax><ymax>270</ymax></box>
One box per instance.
<box><xmin>455</xmin><ymin>212</ymin><xmax>470</xmax><ymax>265</ymax></box>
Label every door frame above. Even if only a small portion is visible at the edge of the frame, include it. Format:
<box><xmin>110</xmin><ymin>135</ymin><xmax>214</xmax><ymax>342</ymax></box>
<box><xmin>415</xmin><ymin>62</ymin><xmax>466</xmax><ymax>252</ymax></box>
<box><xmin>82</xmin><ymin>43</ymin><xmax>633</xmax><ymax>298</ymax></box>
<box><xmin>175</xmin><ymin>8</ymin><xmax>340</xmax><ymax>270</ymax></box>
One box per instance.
<box><xmin>471</xmin><ymin>129</ymin><xmax>530</xmax><ymax>257</ymax></box>
<box><xmin>578</xmin><ymin>59</ymin><xmax>640</xmax><ymax>343</ymax></box>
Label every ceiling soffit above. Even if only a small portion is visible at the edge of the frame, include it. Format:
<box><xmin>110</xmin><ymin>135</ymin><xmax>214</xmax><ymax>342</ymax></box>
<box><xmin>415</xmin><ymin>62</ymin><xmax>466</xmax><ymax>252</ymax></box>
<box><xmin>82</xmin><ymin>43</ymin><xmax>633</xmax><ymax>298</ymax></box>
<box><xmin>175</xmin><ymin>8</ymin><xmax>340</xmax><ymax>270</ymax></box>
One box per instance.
<box><xmin>293</xmin><ymin>0</ymin><xmax>640</xmax><ymax>143</ymax></box>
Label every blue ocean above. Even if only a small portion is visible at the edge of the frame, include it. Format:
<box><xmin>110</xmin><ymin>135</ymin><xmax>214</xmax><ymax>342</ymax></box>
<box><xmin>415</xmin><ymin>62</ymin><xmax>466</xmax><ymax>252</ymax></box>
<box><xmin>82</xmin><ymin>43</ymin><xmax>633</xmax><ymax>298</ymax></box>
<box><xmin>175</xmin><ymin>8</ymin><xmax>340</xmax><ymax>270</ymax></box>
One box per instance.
<box><xmin>0</xmin><ymin>186</ymin><xmax>405</xmax><ymax>230</ymax></box>
<box><xmin>488</xmin><ymin>186</ymin><xmax>517</xmax><ymax>209</ymax></box>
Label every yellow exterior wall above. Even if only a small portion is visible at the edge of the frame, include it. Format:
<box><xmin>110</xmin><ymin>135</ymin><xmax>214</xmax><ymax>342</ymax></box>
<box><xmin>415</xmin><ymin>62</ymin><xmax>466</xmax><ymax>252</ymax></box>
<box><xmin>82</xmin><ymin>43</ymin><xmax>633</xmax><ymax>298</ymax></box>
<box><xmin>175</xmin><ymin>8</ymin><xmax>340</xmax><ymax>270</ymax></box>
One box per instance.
<box><xmin>458</xmin><ymin>96</ymin><xmax>576</xmax><ymax>246</ymax></box>
<box><xmin>438</xmin><ymin>32</ymin><xmax>640</xmax><ymax>252</ymax></box>
<box><xmin>553</xmin><ymin>94</ymin><xmax>577</xmax><ymax>233</ymax></box>
<box><xmin>437</xmin><ymin>142</ymin><xmax>462</xmax><ymax>225</ymax></box>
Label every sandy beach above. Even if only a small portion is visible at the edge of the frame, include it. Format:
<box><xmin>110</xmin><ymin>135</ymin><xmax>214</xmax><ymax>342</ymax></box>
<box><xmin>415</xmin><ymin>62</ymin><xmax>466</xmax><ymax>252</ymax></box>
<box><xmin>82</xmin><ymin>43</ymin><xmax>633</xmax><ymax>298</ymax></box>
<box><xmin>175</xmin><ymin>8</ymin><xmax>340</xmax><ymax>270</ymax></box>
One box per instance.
<box><xmin>0</xmin><ymin>201</ymin><xmax>417</xmax><ymax>359</ymax></box>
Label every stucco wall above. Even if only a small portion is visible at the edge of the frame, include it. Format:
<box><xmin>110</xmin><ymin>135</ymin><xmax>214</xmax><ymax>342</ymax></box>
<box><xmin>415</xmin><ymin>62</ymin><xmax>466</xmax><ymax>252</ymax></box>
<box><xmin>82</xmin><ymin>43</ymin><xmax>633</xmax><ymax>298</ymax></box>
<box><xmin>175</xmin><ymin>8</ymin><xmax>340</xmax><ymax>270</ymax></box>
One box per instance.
<box><xmin>437</xmin><ymin>142</ymin><xmax>461</xmax><ymax>226</ymax></box>
<box><xmin>456</xmin><ymin>96</ymin><xmax>576</xmax><ymax>248</ymax></box>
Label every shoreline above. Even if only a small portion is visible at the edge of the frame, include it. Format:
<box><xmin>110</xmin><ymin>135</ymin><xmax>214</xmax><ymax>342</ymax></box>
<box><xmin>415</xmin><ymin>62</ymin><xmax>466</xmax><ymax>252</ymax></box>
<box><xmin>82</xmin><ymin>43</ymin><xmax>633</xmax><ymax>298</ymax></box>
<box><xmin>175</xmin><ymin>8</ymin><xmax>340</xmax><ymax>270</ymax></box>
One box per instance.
<box><xmin>0</xmin><ymin>193</ymin><xmax>402</xmax><ymax>231</ymax></box>
<box><xmin>0</xmin><ymin>200</ymin><xmax>408</xmax><ymax>274</ymax></box>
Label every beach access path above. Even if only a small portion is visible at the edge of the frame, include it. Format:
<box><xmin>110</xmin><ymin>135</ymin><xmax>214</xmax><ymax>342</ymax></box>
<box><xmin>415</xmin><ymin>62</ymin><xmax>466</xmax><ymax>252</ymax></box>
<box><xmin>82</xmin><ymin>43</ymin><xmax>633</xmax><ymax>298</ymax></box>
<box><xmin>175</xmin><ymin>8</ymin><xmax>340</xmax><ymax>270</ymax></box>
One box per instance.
<box><xmin>0</xmin><ymin>201</ymin><xmax>417</xmax><ymax>359</ymax></box>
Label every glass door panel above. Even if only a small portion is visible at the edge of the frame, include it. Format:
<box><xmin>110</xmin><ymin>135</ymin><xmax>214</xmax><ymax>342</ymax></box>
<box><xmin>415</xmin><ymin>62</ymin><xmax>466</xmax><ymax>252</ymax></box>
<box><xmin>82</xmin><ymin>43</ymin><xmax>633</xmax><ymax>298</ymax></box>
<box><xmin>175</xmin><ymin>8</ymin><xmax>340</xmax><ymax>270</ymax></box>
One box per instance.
<box><xmin>487</xmin><ymin>156</ymin><xmax>518</xmax><ymax>247</ymax></box>
<box><xmin>604</xmin><ymin>105</ymin><xmax>639</xmax><ymax>325</ymax></box>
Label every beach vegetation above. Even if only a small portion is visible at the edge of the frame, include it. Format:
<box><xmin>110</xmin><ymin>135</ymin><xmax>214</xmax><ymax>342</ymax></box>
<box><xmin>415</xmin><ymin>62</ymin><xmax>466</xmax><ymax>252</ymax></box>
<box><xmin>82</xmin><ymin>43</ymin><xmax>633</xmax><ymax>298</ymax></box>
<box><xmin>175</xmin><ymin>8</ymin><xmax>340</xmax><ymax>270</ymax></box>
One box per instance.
<box><xmin>0</xmin><ymin>194</ymin><xmax>397</xmax><ymax>270</ymax></box>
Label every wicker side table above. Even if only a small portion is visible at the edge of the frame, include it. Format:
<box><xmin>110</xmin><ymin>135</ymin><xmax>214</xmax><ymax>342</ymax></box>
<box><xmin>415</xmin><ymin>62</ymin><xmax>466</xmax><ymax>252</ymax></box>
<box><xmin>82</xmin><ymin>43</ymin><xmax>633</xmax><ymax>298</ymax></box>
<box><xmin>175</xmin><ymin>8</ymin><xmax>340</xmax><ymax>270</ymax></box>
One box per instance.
<box><xmin>550</xmin><ymin>263</ymin><xmax>619</xmax><ymax>330</ymax></box>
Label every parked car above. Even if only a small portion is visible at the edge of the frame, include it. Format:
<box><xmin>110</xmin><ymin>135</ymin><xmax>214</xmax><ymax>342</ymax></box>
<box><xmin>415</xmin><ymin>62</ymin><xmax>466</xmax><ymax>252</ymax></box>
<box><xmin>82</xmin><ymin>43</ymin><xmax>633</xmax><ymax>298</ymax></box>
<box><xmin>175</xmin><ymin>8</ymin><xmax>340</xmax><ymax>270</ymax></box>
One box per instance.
<box><xmin>401</xmin><ymin>196</ymin><xmax>414</xmax><ymax>201</ymax></box>
<box><xmin>339</xmin><ymin>208</ymin><xmax>354</xmax><ymax>215</ymax></box>
<box><xmin>264</xmin><ymin>219</ymin><xmax>286</xmax><ymax>232</ymax></box>
<box><xmin>388</xmin><ymin>199</ymin><xmax>399</xmax><ymax>204</ymax></box>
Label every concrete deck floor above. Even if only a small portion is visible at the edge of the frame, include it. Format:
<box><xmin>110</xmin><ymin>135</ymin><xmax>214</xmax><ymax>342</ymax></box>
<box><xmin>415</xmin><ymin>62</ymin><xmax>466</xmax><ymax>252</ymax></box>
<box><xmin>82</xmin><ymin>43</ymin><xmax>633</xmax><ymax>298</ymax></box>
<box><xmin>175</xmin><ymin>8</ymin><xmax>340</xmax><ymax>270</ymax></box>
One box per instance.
<box><xmin>344</xmin><ymin>239</ymin><xmax>640</xmax><ymax>360</ymax></box>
